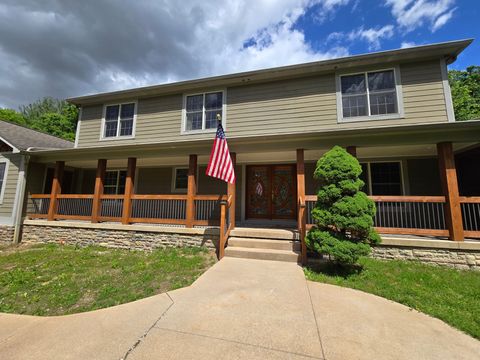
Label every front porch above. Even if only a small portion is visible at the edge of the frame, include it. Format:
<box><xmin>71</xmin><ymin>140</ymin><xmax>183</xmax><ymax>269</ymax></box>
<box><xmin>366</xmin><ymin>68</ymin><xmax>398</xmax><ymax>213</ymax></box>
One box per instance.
<box><xmin>25</xmin><ymin>140</ymin><xmax>480</xmax><ymax>263</ymax></box>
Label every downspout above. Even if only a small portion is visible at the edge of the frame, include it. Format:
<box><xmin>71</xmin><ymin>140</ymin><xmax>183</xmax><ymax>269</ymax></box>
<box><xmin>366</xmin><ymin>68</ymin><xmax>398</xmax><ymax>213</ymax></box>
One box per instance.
<box><xmin>13</xmin><ymin>154</ymin><xmax>29</xmax><ymax>244</ymax></box>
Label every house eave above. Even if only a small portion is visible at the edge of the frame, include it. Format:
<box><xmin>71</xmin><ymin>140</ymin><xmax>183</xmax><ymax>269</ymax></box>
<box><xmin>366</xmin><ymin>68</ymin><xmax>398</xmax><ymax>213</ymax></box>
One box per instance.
<box><xmin>67</xmin><ymin>39</ymin><xmax>473</xmax><ymax>106</ymax></box>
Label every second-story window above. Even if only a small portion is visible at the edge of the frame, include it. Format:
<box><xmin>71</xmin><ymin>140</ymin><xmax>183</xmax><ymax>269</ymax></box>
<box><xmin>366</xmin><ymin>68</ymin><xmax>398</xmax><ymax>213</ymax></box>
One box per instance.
<box><xmin>184</xmin><ymin>91</ymin><xmax>223</xmax><ymax>132</ymax></box>
<box><xmin>103</xmin><ymin>103</ymin><xmax>135</xmax><ymax>138</ymax></box>
<box><xmin>340</xmin><ymin>69</ymin><xmax>398</xmax><ymax>120</ymax></box>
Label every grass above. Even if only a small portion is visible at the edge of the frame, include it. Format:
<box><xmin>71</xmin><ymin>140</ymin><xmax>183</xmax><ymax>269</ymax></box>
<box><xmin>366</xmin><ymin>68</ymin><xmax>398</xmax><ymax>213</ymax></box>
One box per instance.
<box><xmin>0</xmin><ymin>244</ymin><xmax>216</xmax><ymax>316</ymax></box>
<box><xmin>304</xmin><ymin>257</ymin><xmax>480</xmax><ymax>339</ymax></box>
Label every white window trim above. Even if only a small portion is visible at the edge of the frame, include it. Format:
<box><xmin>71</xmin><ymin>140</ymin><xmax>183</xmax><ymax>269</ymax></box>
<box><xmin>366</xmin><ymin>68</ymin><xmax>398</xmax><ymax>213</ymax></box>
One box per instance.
<box><xmin>0</xmin><ymin>159</ymin><xmax>10</xmax><ymax>205</ymax></box>
<box><xmin>336</xmin><ymin>66</ymin><xmax>404</xmax><ymax>123</ymax></box>
<box><xmin>360</xmin><ymin>160</ymin><xmax>405</xmax><ymax>195</ymax></box>
<box><xmin>74</xmin><ymin>107</ymin><xmax>82</xmax><ymax>148</ymax></box>
<box><xmin>100</xmin><ymin>101</ymin><xmax>137</xmax><ymax>141</ymax></box>
<box><xmin>104</xmin><ymin>169</ymin><xmax>126</xmax><ymax>194</ymax></box>
<box><xmin>181</xmin><ymin>90</ymin><xmax>227</xmax><ymax>134</ymax></box>
<box><xmin>171</xmin><ymin>167</ymin><xmax>189</xmax><ymax>193</ymax></box>
<box><xmin>440</xmin><ymin>58</ymin><xmax>455</xmax><ymax>122</ymax></box>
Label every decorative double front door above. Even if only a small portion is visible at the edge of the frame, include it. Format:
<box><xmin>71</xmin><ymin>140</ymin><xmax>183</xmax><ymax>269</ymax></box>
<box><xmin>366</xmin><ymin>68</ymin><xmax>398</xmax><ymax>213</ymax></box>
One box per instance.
<box><xmin>246</xmin><ymin>165</ymin><xmax>297</xmax><ymax>219</ymax></box>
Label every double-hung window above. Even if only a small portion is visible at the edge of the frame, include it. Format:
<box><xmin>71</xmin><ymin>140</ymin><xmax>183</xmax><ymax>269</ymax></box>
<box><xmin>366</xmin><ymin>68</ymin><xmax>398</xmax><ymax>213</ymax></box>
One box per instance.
<box><xmin>0</xmin><ymin>161</ymin><xmax>7</xmax><ymax>203</ymax></box>
<box><xmin>360</xmin><ymin>162</ymin><xmax>403</xmax><ymax>195</ymax></box>
<box><xmin>103</xmin><ymin>102</ymin><xmax>136</xmax><ymax>138</ymax></box>
<box><xmin>172</xmin><ymin>168</ymin><xmax>188</xmax><ymax>192</ymax></box>
<box><xmin>339</xmin><ymin>69</ymin><xmax>400</xmax><ymax>120</ymax></box>
<box><xmin>184</xmin><ymin>91</ymin><xmax>224</xmax><ymax>132</ymax></box>
<box><xmin>103</xmin><ymin>170</ymin><xmax>127</xmax><ymax>194</ymax></box>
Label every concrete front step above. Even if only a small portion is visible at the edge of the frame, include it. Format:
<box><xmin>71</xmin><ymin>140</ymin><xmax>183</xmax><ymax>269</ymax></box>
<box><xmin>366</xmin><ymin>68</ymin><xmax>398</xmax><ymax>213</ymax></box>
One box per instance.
<box><xmin>224</xmin><ymin>246</ymin><xmax>301</xmax><ymax>263</ymax></box>
<box><xmin>229</xmin><ymin>227</ymin><xmax>299</xmax><ymax>240</ymax></box>
<box><xmin>228</xmin><ymin>237</ymin><xmax>301</xmax><ymax>251</ymax></box>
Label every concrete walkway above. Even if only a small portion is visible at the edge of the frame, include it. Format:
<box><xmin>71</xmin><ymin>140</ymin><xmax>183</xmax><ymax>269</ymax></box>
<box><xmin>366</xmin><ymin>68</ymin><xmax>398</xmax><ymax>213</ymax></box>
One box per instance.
<box><xmin>0</xmin><ymin>258</ymin><xmax>479</xmax><ymax>359</ymax></box>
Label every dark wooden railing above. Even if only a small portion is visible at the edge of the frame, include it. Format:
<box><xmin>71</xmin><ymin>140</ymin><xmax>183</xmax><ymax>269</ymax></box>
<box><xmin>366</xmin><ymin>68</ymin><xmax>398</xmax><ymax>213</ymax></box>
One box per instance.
<box><xmin>56</xmin><ymin>194</ymin><xmax>94</xmax><ymax>220</ymax></box>
<box><xmin>460</xmin><ymin>197</ymin><xmax>480</xmax><ymax>238</ymax></box>
<box><xmin>298</xmin><ymin>195</ymin><xmax>307</xmax><ymax>264</ymax></box>
<box><xmin>218</xmin><ymin>195</ymin><xmax>233</xmax><ymax>259</ymax></box>
<box><xmin>28</xmin><ymin>193</ymin><xmax>226</xmax><ymax>227</ymax></box>
<box><xmin>29</xmin><ymin>194</ymin><xmax>50</xmax><ymax>218</ymax></box>
<box><xmin>305</xmin><ymin>195</ymin><xmax>480</xmax><ymax>239</ymax></box>
<box><xmin>370</xmin><ymin>195</ymin><xmax>448</xmax><ymax>237</ymax></box>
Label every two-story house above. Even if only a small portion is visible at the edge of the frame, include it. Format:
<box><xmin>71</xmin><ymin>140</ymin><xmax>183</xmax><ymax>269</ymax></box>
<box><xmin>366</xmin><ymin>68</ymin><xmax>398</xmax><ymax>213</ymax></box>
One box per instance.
<box><xmin>8</xmin><ymin>39</ymin><xmax>480</xmax><ymax>266</ymax></box>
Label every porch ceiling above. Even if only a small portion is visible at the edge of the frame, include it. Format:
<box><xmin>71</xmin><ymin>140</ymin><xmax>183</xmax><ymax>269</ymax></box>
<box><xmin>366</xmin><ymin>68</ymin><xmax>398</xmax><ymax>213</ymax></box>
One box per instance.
<box><xmin>29</xmin><ymin>121</ymin><xmax>480</xmax><ymax>166</ymax></box>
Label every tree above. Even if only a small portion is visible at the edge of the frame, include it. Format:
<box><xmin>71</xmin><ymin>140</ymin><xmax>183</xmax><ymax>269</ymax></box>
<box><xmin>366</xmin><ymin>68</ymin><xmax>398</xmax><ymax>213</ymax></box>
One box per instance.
<box><xmin>0</xmin><ymin>97</ymin><xmax>78</xmax><ymax>141</ymax></box>
<box><xmin>30</xmin><ymin>113</ymin><xmax>76</xmax><ymax>141</ymax></box>
<box><xmin>19</xmin><ymin>97</ymin><xmax>78</xmax><ymax>140</ymax></box>
<box><xmin>0</xmin><ymin>108</ymin><xmax>27</xmax><ymax>126</ymax></box>
<box><xmin>449</xmin><ymin>66</ymin><xmax>480</xmax><ymax>121</ymax></box>
<box><xmin>306</xmin><ymin>146</ymin><xmax>380</xmax><ymax>265</ymax></box>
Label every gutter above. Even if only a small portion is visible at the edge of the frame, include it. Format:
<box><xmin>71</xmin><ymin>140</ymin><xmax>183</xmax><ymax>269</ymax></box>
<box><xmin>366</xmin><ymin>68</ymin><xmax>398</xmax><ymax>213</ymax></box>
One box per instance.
<box><xmin>26</xmin><ymin>147</ymin><xmax>69</xmax><ymax>151</ymax></box>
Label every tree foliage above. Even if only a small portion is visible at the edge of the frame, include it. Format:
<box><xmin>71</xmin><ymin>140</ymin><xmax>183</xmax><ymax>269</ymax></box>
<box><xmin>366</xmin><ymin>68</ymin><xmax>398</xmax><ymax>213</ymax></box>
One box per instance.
<box><xmin>306</xmin><ymin>146</ymin><xmax>380</xmax><ymax>265</ymax></box>
<box><xmin>0</xmin><ymin>97</ymin><xmax>78</xmax><ymax>141</ymax></box>
<box><xmin>0</xmin><ymin>108</ymin><xmax>27</xmax><ymax>126</ymax></box>
<box><xmin>449</xmin><ymin>66</ymin><xmax>480</xmax><ymax>121</ymax></box>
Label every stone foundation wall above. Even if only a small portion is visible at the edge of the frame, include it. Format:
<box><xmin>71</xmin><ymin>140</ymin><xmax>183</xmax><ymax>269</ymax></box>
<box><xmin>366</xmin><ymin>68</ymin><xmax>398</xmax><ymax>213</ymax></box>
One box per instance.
<box><xmin>372</xmin><ymin>245</ymin><xmax>480</xmax><ymax>270</ymax></box>
<box><xmin>0</xmin><ymin>226</ymin><xmax>14</xmax><ymax>244</ymax></box>
<box><xmin>21</xmin><ymin>224</ymin><xmax>218</xmax><ymax>251</ymax></box>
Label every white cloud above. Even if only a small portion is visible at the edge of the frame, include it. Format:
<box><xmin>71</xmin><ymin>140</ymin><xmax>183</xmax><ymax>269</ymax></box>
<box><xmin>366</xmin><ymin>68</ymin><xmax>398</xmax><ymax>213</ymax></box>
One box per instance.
<box><xmin>385</xmin><ymin>0</ymin><xmax>456</xmax><ymax>32</ymax></box>
<box><xmin>328</xmin><ymin>25</ymin><xmax>395</xmax><ymax>51</ymax></box>
<box><xmin>312</xmin><ymin>0</ymin><xmax>351</xmax><ymax>22</ymax></box>
<box><xmin>349</xmin><ymin>25</ymin><xmax>395</xmax><ymax>50</ymax></box>
<box><xmin>400</xmin><ymin>41</ymin><xmax>418</xmax><ymax>48</ymax></box>
<box><xmin>0</xmin><ymin>0</ymin><xmax>352</xmax><ymax>108</ymax></box>
<box><xmin>432</xmin><ymin>7</ymin><xmax>456</xmax><ymax>32</ymax></box>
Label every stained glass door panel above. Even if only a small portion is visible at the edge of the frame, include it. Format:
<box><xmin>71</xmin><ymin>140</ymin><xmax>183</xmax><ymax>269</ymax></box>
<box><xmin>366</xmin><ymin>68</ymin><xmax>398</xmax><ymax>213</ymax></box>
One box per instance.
<box><xmin>246</xmin><ymin>165</ymin><xmax>297</xmax><ymax>220</ymax></box>
<box><xmin>272</xmin><ymin>165</ymin><xmax>296</xmax><ymax>219</ymax></box>
<box><xmin>246</xmin><ymin>166</ymin><xmax>271</xmax><ymax>218</ymax></box>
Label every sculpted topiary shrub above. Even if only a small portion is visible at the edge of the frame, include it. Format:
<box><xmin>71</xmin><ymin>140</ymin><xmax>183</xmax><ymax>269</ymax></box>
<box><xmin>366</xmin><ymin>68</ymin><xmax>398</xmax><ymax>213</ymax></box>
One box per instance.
<box><xmin>306</xmin><ymin>146</ymin><xmax>380</xmax><ymax>265</ymax></box>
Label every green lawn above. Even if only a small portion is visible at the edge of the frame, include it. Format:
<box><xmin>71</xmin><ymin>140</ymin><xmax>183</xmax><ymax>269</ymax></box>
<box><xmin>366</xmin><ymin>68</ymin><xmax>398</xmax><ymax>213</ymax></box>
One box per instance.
<box><xmin>305</xmin><ymin>258</ymin><xmax>480</xmax><ymax>339</ymax></box>
<box><xmin>0</xmin><ymin>244</ymin><xmax>215</xmax><ymax>316</ymax></box>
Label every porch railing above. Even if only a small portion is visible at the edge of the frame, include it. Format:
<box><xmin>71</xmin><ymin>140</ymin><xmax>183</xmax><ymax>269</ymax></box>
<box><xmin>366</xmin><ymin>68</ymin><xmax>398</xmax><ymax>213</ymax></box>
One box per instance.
<box><xmin>370</xmin><ymin>196</ymin><xmax>448</xmax><ymax>237</ymax></box>
<box><xmin>460</xmin><ymin>197</ymin><xmax>480</xmax><ymax>238</ymax></box>
<box><xmin>28</xmin><ymin>193</ymin><xmax>226</xmax><ymax>227</ymax></box>
<box><xmin>305</xmin><ymin>195</ymin><xmax>480</xmax><ymax>239</ymax></box>
<box><xmin>56</xmin><ymin>194</ymin><xmax>94</xmax><ymax>220</ymax></box>
<box><xmin>218</xmin><ymin>195</ymin><xmax>234</xmax><ymax>259</ymax></box>
<box><xmin>29</xmin><ymin>194</ymin><xmax>50</xmax><ymax>218</ymax></box>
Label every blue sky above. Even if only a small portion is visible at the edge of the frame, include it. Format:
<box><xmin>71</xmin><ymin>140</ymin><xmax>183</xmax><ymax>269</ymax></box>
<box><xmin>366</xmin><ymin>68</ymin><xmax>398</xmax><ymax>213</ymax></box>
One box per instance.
<box><xmin>0</xmin><ymin>0</ymin><xmax>478</xmax><ymax>108</ymax></box>
<box><xmin>294</xmin><ymin>0</ymin><xmax>479</xmax><ymax>69</ymax></box>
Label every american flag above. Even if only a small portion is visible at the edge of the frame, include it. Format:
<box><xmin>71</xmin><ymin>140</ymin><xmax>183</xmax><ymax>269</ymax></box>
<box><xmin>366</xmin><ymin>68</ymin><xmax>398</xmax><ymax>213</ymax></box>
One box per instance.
<box><xmin>206</xmin><ymin>123</ymin><xmax>235</xmax><ymax>184</ymax></box>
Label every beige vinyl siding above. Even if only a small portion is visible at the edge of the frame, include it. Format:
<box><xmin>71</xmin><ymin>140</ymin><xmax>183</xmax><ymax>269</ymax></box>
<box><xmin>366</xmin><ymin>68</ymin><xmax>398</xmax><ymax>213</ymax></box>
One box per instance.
<box><xmin>136</xmin><ymin>167</ymin><xmax>173</xmax><ymax>194</ymax></box>
<box><xmin>0</xmin><ymin>153</ymin><xmax>21</xmax><ymax>217</ymax></box>
<box><xmin>76</xmin><ymin>60</ymin><xmax>449</xmax><ymax>147</ymax></box>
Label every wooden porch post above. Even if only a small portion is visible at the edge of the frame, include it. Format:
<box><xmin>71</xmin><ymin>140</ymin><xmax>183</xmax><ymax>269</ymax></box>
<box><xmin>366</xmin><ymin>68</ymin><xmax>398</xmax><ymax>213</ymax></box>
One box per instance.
<box><xmin>297</xmin><ymin>149</ymin><xmax>307</xmax><ymax>264</ymax></box>
<box><xmin>346</xmin><ymin>146</ymin><xmax>357</xmax><ymax>157</ymax></box>
<box><xmin>121</xmin><ymin>157</ymin><xmax>136</xmax><ymax>225</ymax></box>
<box><xmin>186</xmin><ymin>154</ymin><xmax>197</xmax><ymax>228</ymax></box>
<box><xmin>91</xmin><ymin>159</ymin><xmax>107</xmax><ymax>223</ymax></box>
<box><xmin>437</xmin><ymin>142</ymin><xmax>464</xmax><ymax>241</ymax></box>
<box><xmin>47</xmin><ymin>161</ymin><xmax>64</xmax><ymax>221</ymax></box>
<box><xmin>227</xmin><ymin>152</ymin><xmax>236</xmax><ymax>229</ymax></box>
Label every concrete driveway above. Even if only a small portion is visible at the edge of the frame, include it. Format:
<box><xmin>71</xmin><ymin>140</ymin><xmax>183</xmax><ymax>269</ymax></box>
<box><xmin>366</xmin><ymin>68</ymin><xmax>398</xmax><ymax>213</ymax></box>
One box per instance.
<box><xmin>0</xmin><ymin>258</ymin><xmax>479</xmax><ymax>360</ymax></box>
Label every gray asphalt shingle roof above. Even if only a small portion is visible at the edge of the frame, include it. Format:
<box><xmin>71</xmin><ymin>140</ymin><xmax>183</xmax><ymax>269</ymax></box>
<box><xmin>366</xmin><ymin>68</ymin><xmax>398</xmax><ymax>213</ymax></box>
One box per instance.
<box><xmin>0</xmin><ymin>120</ymin><xmax>74</xmax><ymax>151</ymax></box>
